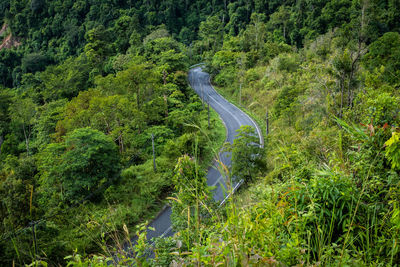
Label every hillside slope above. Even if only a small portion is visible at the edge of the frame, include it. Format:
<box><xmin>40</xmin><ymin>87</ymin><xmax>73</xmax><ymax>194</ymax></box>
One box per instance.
<box><xmin>1</xmin><ymin>0</ymin><xmax>400</xmax><ymax>266</ymax></box>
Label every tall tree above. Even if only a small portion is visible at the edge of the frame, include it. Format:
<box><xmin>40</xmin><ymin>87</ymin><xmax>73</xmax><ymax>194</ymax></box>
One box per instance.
<box><xmin>199</xmin><ymin>15</ymin><xmax>224</xmax><ymax>54</ymax></box>
<box><xmin>38</xmin><ymin>127</ymin><xmax>120</xmax><ymax>204</ymax></box>
<box><xmin>224</xmin><ymin>125</ymin><xmax>264</xmax><ymax>183</ymax></box>
<box><xmin>9</xmin><ymin>97</ymin><xmax>37</xmax><ymax>155</ymax></box>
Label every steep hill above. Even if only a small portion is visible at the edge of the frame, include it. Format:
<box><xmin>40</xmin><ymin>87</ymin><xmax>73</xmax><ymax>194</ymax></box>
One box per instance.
<box><xmin>1</xmin><ymin>0</ymin><xmax>400</xmax><ymax>266</ymax></box>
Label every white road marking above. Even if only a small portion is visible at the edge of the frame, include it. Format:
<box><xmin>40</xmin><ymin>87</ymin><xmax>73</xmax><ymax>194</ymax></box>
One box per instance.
<box><xmin>160</xmin><ymin>226</ymin><xmax>172</xmax><ymax>237</ymax></box>
<box><xmin>206</xmin><ymin>73</ymin><xmax>264</xmax><ymax>148</ymax></box>
<box><xmin>195</xmin><ymin>75</ymin><xmax>242</xmax><ymax>131</ymax></box>
<box><xmin>192</xmin><ymin>67</ymin><xmax>263</xmax><ymax>148</ymax></box>
<box><xmin>211</xmin><ymin>174</ymin><xmax>223</xmax><ymax>187</ymax></box>
<box><xmin>219</xmin><ymin>179</ymin><xmax>244</xmax><ymax>207</ymax></box>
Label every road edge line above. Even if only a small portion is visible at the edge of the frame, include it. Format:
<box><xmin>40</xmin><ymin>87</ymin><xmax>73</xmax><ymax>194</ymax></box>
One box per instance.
<box><xmin>206</xmin><ymin>75</ymin><xmax>264</xmax><ymax>148</ymax></box>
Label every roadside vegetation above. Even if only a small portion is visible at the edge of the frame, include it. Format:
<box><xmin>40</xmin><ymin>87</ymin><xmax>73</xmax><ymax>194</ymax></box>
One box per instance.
<box><xmin>1</xmin><ymin>0</ymin><xmax>400</xmax><ymax>266</ymax></box>
<box><xmin>186</xmin><ymin>1</ymin><xmax>400</xmax><ymax>265</ymax></box>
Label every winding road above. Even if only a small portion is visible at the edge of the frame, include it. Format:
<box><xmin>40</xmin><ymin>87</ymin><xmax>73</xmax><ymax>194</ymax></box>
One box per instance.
<box><xmin>141</xmin><ymin>66</ymin><xmax>263</xmax><ymax>242</ymax></box>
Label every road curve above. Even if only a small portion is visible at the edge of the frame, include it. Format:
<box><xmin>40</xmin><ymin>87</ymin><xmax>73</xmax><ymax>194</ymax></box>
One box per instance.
<box><xmin>141</xmin><ymin>66</ymin><xmax>263</xmax><ymax>242</ymax></box>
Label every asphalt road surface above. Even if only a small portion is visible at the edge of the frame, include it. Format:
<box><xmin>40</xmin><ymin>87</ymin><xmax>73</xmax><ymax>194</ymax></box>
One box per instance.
<box><xmin>139</xmin><ymin>66</ymin><xmax>263</xmax><ymax>243</ymax></box>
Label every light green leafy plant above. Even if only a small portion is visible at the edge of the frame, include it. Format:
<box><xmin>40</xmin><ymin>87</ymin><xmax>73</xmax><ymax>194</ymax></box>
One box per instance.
<box><xmin>385</xmin><ymin>132</ymin><xmax>400</xmax><ymax>170</ymax></box>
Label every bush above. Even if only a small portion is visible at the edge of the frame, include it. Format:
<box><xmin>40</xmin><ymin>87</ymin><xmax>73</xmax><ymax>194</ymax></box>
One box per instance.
<box><xmin>276</xmin><ymin>53</ymin><xmax>299</xmax><ymax>72</ymax></box>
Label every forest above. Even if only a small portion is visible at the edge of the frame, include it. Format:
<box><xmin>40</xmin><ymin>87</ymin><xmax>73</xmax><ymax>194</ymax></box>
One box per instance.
<box><xmin>1</xmin><ymin>0</ymin><xmax>400</xmax><ymax>266</ymax></box>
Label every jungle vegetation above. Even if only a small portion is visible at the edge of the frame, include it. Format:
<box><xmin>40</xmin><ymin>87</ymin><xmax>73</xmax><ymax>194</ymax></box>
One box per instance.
<box><xmin>1</xmin><ymin>0</ymin><xmax>400</xmax><ymax>266</ymax></box>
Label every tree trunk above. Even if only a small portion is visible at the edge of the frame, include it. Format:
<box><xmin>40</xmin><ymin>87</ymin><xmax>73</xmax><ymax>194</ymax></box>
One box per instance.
<box><xmin>207</xmin><ymin>99</ymin><xmax>210</xmax><ymax>129</ymax></box>
<box><xmin>152</xmin><ymin>133</ymin><xmax>156</xmax><ymax>172</ymax></box>
<box><xmin>163</xmin><ymin>71</ymin><xmax>169</xmax><ymax>117</ymax></box>
<box><xmin>117</xmin><ymin>118</ymin><xmax>124</xmax><ymax>153</ymax></box>
<box><xmin>164</xmin><ymin>94</ymin><xmax>168</xmax><ymax>117</ymax></box>
<box><xmin>137</xmin><ymin>87</ymin><xmax>140</xmax><ymax>109</ymax></box>
<box><xmin>283</xmin><ymin>24</ymin><xmax>286</xmax><ymax>39</ymax></box>
<box><xmin>163</xmin><ymin>70</ymin><xmax>167</xmax><ymax>85</ymax></box>
<box><xmin>0</xmin><ymin>135</ymin><xmax>3</xmax><ymax>155</ymax></box>
<box><xmin>339</xmin><ymin>77</ymin><xmax>345</xmax><ymax>118</ymax></box>
<box><xmin>22</xmin><ymin>123</ymin><xmax>30</xmax><ymax>156</ymax></box>
<box><xmin>118</xmin><ymin>133</ymin><xmax>124</xmax><ymax>153</ymax></box>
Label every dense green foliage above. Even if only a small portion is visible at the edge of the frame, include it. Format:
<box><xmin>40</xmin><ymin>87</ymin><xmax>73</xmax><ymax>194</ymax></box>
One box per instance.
<box><xmin>0</xmin><ymin>2</ymin><xmax>228</xmax><ymax>264</ymax></box>
<box><xmin>2</xmin><ymin>0</ymin><xmax>400</xmax><ymax>266</ymax></box>
<box><xmin>184</xmin><ymin>1</ymin><xmax>400</xmax><ymax>264</ymax></box>
<box><xmin>38</xmin><ymin>127</ymin><xmax>120</xmax><ymax>204</ymax></box>
<box><xmin>223</xmin><ymin>125</ymin><xmax>264</xmax><ymax>183</ymax></box>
